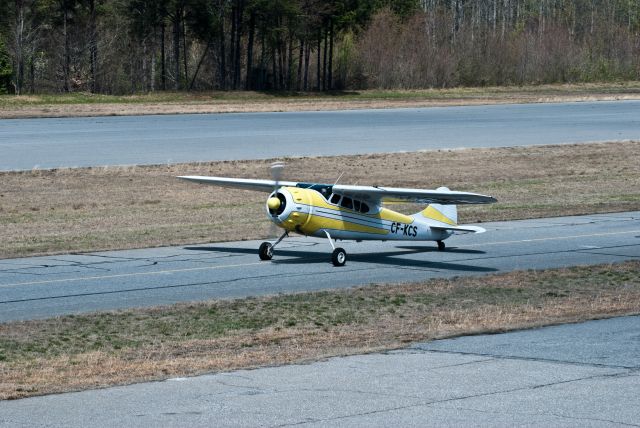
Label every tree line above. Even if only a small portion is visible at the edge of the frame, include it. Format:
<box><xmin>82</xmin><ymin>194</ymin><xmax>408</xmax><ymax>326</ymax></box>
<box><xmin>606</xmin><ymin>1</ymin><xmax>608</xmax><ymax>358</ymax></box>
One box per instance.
<box><xmin>1</xmin><ymin>0</ymin><xmax>638</xmax><ymax>95</ymax></box>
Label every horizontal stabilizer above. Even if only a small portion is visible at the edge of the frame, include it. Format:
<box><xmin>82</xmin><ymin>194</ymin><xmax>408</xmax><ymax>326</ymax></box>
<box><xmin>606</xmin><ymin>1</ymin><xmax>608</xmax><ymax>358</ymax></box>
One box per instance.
<box><xmin>430</xmin><ymin>225</ymin><xmax>486</xmax><ymax>234</ymax></box>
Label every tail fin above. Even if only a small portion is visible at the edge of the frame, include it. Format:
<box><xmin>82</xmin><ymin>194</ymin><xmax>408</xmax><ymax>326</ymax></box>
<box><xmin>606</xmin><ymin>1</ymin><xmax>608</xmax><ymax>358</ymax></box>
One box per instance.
<box><xmin>417</xmin><ymin>187</ymin><xmax>457</xmax><ymax>225</ymax></box>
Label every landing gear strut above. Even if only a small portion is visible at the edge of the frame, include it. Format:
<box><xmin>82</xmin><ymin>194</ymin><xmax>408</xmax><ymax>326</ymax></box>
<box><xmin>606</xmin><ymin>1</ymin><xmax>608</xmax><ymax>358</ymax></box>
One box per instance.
<box><xmin>437</xmin><ymin>240</ymin><xmax>446</xmax><ymax>251</ymax></box>
<box><xmin>258</xmin><ymin>231</ymin><xmax>288</xmax><ymax>261</ymax></box>
<box><xmin>324</xmin><ymin>230</ymin><xmax>347</xmax><ymax>266</ymax></box>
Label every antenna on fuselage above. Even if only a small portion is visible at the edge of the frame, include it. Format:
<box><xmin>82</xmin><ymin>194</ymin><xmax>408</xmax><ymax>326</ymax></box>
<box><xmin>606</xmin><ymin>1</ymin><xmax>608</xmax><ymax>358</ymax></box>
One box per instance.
<box><xmin>333</xmin><ymin>171</ymin><xmax>345</xmax><ymax>186</ymax></box>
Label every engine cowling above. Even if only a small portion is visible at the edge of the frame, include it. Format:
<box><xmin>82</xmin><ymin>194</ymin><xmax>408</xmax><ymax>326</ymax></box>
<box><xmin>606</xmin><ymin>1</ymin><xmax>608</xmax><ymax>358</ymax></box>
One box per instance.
<box><xmin>265</xmin><ymin>187</ymin><xmax>312</xmax><ymax>233</ymax></box>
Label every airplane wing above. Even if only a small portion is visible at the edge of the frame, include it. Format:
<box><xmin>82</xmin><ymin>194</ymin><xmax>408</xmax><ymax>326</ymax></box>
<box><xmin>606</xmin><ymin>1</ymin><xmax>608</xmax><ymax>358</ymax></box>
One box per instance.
<box><xmin>177</xmin><ymin>176</ymin><xmax>298</xmax><ymax>192</ymax></box>
<box><xmin>332</xmin><ymin>184</ymin><xmax>497</xmax><ymax>205</ymax></box>
<box><xmin>430</xmin><ymin>225</ymin><xmax>486</xmax><ymax>234</ymax></box>
<box><xmin>178</xmin><ymin>176</ymin><xmax>496</xmax><ymax>205</ymax></box>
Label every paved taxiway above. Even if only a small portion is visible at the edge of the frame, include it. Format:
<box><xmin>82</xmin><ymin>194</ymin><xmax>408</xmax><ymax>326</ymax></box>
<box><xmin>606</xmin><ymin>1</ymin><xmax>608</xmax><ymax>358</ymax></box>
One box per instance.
<box><xmin>1</xmin><ymin>315</ymin><xmax>638</xmax><ymax>426</ymax></box>
<box><xmin>1</xmin><ymin>211</ymin><xmax>639</xmax><ymax>323</ymax></box>
<box><xmin>2</xmin><ymin>101</ymin><xmax>640</xmax><ymax>170</ymax></box>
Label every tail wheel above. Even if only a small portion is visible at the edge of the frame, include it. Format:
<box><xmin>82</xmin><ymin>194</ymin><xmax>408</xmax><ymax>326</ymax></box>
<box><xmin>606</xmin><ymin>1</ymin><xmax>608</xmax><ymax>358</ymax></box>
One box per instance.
<box><xmin>259</xmin><ymin>242</ymin><xmax>273</xmax><ymax>260</ymax></box>
<box><xmin>331</xmin><ymin>248</ymin><xmax>347</xmax><ymax>267</ymax></box>
<box><xmin>437</xmin><ymin>240</ymin><xmax>446</xmax><ymax>251</ymax></box>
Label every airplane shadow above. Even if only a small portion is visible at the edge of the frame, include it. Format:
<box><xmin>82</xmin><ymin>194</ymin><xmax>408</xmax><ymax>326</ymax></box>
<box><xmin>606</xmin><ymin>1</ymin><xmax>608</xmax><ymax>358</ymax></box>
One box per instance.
<box><xmin>184</xmin><ymin>245</ymin><xmax>496</xmax><ymax>273</ymax></box>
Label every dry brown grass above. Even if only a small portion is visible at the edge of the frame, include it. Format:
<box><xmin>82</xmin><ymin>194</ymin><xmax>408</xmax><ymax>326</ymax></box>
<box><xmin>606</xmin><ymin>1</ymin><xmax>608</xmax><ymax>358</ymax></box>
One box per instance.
<box><xmin>1</xmin><ymin>141</ymin><xmax>639</xmax><ymax>258</ymax></box>
<box><xmin>1</xmin><ymin>260</ymin><xmax>638</xmax><ymax>399</ymax></box>
<box><xmin>2</xmin><ymin>83</ymin><xmax>640</xmax><ymax>119</ymax></box>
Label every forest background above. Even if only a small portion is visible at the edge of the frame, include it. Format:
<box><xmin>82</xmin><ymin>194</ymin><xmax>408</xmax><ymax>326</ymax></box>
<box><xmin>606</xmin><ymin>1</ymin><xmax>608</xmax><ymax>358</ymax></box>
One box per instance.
<box><xmin>1</xmin><ymin>0</ymin><xmax>639</xmax><ymax>96</ymax></box>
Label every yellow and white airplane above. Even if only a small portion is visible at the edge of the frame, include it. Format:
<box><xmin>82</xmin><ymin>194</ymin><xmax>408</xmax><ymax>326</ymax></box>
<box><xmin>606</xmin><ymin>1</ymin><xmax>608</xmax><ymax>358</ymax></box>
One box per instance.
<box><xmin>179</xmin><ymin>164</ymin><xmax>496</xmax><ymax>266</ymax></box>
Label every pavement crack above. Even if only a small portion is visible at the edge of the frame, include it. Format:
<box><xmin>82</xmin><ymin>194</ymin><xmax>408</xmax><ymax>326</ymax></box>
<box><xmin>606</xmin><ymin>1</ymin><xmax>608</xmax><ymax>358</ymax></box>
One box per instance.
<box><xmin>438</xmin><ymin>404</ymin><xmax>640</xmax><ymax>427</ymax></box>
<box><xmin>451</xmin><ymin>243</ymin><xmax>640</xmax><ymax>266</ymax></box>
<box><xmin>546</xmin><ymin>412</ymin><xmax>640</xmax><ymax>427</ymax></box>
<box><xmin>418</xmin><ymin>348</ymin><xmax>639</xmax><ymax>370</ymax></box>
<box><xmin>273</xmin><ymin>370</ymin><xmax>632</xmax><ymax>427</ymax></box>
<box><xmin>213</xmin><ymin>379</ymin><xmax>268</xmax><ymax>394</ymax></box>
<box><xmin>577</xmin><ymin>250</ymin><xmax>640</xmax><ymax>258</ymax></box>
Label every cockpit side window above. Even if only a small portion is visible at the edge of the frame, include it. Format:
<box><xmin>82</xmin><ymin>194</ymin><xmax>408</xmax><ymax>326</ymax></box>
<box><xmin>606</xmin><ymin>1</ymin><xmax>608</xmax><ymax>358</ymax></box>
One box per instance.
<box><xmin>330</xmin><ymin>194</ymin><xmax>371</xmax><ymax>213</ymax></box>
<box><xmin>341</xmin><ymin>197</ymin><xmax>353</xmax><ymax>209</ymax></box>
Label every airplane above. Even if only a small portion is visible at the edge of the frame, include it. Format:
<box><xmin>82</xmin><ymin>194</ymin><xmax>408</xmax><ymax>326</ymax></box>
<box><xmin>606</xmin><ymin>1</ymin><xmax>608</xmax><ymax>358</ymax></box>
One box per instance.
<box><xmin>178</xmin><ymin>163</ymin><xmax>496</xmax><ymax>266</ymax></box>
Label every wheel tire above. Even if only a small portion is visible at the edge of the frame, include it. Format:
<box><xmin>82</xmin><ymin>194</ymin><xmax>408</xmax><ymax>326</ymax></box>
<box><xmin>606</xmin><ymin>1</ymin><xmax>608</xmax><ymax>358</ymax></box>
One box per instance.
<box><xmin>331</xmin><ymin>248</ymin><xmax>347</xmax><ymax>267</ymax></box>
<box><xmin>437</xmin><ymin>240</ymin><xmax>446</xmax><ymax>251</ymax></box>
<box><xmin>259</xmin><ymin>242</ymin><xmax>273</xmax><ymax>260</ymax></box>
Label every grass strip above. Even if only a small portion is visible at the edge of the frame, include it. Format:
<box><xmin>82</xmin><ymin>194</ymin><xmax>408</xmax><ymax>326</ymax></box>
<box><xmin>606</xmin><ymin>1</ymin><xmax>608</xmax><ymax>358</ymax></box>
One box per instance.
<box><xmin>1</xmin><ymin>141</ymin><xmax>639</xmax><ymax>259</ymax></box>
<box><xmin>2</xmin><ymin>82</ymin><xmax>640</xmax><ymax>118</ymax></box>
<box><xmin>1</xmin><ymin>260</ymin><xmax>639</xmax><ymax>400</ymax></box>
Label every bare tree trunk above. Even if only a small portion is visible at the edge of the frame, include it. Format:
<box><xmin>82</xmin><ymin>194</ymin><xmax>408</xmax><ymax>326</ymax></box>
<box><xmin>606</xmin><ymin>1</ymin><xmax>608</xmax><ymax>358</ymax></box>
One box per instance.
<box><xmin>189</xmin><ymin>39</ymin><xmax>211</xmax><ymax>90</ymax></box>
<box><xmin>182</xmin><ymin>9</ymin><xmax>188</xmax><ymax>89</ymax></box>
<box><xmin>297</xmin><ymin>38</ymin><xmax>303</xmax><ymax>91</ymax></box>
<box><xmin>229</xmin><ymin>4</ymin><xmax>236</xmax><ymax>88</ymax></box>
<box><xmin>233</xmin><ymin>0</ymin><xmax>243</xmax><ymax>90</ymax></box>
<box><xmin>245</xmin><ymin>11</ymin><xmax>255</xmax><ymax>90</ymax></box>
<box><xmin>501</xmin><ymin>0</ymin><xmax>506</xmax><ymax>40</ymax></box>
<box><xmin>277</xmin><ymin>30</ymin><xmax>285</xmax><ymax>89</ymax></box>
<box><xmin>88</xmin><ymin>0</ymin><xmax>98</xmax><ymax>92</ymax></box>
<box><xmin>287</xmin><ymin>25</ymin><xmax>293</xmax><ymax>89</ymax></box>
<box><xmin>29</xmin><ymin>56</ymin><xmax>34</xmax><ymax>93</ymax></box>
<box><xmin>272</xmin><ymin>44</ymin><xmax>278</xmax><ymax>90</ymax></box>
<box><xmin>327</xmin><ymin>19</ymin><xmax>333</xmax><ymax>90</ymax></box>
<box><xmin>260</xmin><ymin>31</ymin><xmax>266</xmax><ymax>89</ymax></box>
<box><xmin>219</xmin><ymin>1</ymin><xmax>226</xmax><ymax>89</ymax></box>
<box><xmin>63</xmin><ymin>6</ymin><xmax>70</xmax><ymax>92</ymax></box>
<box><xmin>590</xmin><ymin>0</ymin><xmax>594</xmax><ymax>35</ymax></box>
<box><xmin>303</xmin><ymin>41</ymin><xmax>310</xmax><ymax>91</ymax></box>
<box><xmin>142</xmin><ymin>38</ymin><xmax>148</xmax><ymax>91</ymax></box>
<box><xmin>471</xmin><ymin>0</ymin><xmax>475</xmax><ymax>41</ymax></box>
<box><xmin>150</xmin><ymin>34</ymin><xmax>156</xmax><ymax>92</ymax></box>
<box><xmin>316</xmin><ymin>31</ymin><xmax>321</xmax><ymax>90</ymax></box>
<box><xmin>160</xmin><ymin>23</ymin><xmax>166</xmax><ymax>90</ymax></box>
<box><xmin>493</xmin><ymin>0</ymin><xmax>497</xmax><ymax>33</ymax></box>
<box><xmin>539</xmin><ymin>0</ymin><xmax>545</xmax><ymax>37</ymax></box>
<box><xmin>322</xmin><ymin>25</ymin><xmax>327</xmax><ymax>90</ymax></box>
<box><xmin>172</xmin><ymin>13</ymin><xmax>180</xmax><ymax>90</ymax></box>
<box><xmin>14</xmin><ymin>0</ymin><xmax>25</xmax><ymax>95</ymax></box>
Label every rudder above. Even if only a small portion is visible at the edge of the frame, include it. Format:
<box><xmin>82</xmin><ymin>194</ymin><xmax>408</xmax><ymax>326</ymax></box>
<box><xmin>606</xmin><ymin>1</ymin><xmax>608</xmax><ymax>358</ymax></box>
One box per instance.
<box><xmin>418</xmin><ymin>187</ymin><xmax>457</xmax><ymax>225</ymax></box>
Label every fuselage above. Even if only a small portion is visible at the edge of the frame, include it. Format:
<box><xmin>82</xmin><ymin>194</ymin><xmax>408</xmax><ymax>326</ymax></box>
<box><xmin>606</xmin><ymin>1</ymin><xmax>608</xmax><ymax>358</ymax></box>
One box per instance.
<box><xmin>266</xmin><ymin>186</ymin><xmax>452</xmax><ymax>242</ymax></box>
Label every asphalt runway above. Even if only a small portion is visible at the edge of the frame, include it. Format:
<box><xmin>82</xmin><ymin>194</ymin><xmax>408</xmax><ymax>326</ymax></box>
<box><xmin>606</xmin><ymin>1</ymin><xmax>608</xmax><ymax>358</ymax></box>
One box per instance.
<box><xmin>1</xmin><ymin>211</ymin><xmax>639</xmax><ymax>323</ymax></box>
<box><xmin>2</xmin><ymin>101</ymin><xmax>640</xmax><ymax>170</ymax></box>
<box><xmin>1</xmin><ymin>315</ymin><xmax>638</xmax><ymax>426</ymax></box>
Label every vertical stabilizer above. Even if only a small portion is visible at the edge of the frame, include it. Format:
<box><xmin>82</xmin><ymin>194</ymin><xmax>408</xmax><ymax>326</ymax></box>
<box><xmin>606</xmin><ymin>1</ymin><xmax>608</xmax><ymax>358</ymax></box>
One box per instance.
<box><xmin>418</xmin><ymin>187</ymin><xmax>457</xmax><ymax>225</ymax></box>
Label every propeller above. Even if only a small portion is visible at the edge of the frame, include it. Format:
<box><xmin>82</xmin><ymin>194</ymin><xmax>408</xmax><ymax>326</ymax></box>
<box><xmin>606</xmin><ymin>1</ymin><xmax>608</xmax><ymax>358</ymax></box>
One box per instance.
<box><xmin>268</xmin><ymin>161</ymin><xmax>285</xmax><ymax>210</ymax></box>
<box><xmin>267</xmin><ymin>161</ymin><xmax>286</xmax><ymax>237</ymax></box>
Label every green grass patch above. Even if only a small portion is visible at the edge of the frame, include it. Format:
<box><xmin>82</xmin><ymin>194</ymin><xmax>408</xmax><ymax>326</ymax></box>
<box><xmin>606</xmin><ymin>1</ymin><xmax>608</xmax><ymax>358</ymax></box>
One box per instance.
<box><xmin>1</xmin><ymin>260</ymin><xmax>639</xmax><ymax>365</ymax></box>
<box><xmin>2</xmin><ymin>82</ymin><xmax>640</xmax><ymax>109</ymax></box>
<box><xmin>1</xmin><ymin>260</ymin><xmax>639</xmax><ymax>399</ymax></box>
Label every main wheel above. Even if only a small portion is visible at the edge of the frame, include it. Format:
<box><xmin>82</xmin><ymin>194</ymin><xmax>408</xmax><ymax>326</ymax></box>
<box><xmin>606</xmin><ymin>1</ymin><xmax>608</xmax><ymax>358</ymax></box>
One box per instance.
<box><xmin>258</xmin><ymin>242</ymin><xmax>273</xmax><ymax>260</ymax></box>
<box><xmin>331</xmin><ymin>248</ymin><xmax>347</xmax><ymax>267</ymax></box>
<box><xmin>437</xmin><ymin>240</ymin><xmax>446</xmax><ymax>251</ymax></box>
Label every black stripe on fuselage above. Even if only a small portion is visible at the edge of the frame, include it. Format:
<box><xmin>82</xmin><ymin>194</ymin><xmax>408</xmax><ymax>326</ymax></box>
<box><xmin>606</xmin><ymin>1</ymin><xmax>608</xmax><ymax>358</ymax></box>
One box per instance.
<box><xmin>308</xmin><ymin>206</ymin><xmax>396</xmax><ymax>229</ymax></box>
<box><xmin>305</xmin><ymin>211</ymin><xmax>388</xmax><ymax>233</ymax></box>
